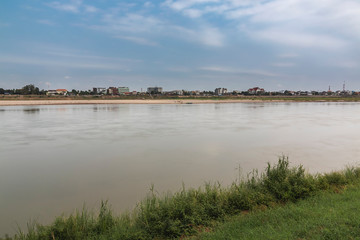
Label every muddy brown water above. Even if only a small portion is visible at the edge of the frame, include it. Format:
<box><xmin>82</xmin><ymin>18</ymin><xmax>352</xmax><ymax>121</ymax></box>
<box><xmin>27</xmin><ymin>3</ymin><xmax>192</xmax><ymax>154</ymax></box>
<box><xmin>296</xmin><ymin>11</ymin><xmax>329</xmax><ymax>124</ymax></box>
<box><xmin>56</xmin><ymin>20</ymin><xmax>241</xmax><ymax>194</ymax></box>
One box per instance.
<box><xmin>1</xmin><ymin>102</ymin><xmax>360</xmax><ymax>236</ymax></box>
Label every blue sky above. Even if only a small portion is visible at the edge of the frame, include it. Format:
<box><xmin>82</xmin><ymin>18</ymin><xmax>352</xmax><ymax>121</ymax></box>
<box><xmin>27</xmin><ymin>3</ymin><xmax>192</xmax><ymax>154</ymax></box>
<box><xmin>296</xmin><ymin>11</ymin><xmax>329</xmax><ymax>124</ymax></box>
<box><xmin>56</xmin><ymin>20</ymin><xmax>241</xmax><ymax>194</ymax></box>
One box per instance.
<box><xmin>0</xmin><ymin>0</ymin><xmax>359</xmax><ymax>91</ymax></box>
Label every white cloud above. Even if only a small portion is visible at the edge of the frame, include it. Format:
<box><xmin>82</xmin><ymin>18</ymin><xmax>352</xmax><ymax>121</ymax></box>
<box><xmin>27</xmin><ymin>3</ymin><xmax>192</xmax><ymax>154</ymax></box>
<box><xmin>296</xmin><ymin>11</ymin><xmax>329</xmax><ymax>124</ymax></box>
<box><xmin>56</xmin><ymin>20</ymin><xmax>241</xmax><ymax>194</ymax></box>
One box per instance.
<box><xmin>251</xmin><ymin>29</ymin><xmax>347</xmax><ymax>49</ymax></box>
<box><xmin>47</xmin><ymin>0</ymin><xmax>98</xmax><ymax>14</ymax></box>
<box><xmin>330</xmin><ymin>61</ymin><xmax>359</xmax><ymax>69</ymax></box>
<box><xmin>0</xmin><ymin>55</ymin><xmax>130</xmax><ymax>71</ymax></box>
<box><xmin>200</xmin><ymin>66</ymin><xmax>279</xmax><ymax>76</ymax></box>
<box><xmin>43</xmin><ymin>49</ymin><xmax>141</xmax><ymax>63</ymax></box>
<box><xmin>47</xmin><ymin>0</ymin><xmax>82</xmax><ymax>13</ymax></box>
<box><xmin>163</xmin><ymin>0</ymin><xmax>360</xmax><ymax>49</ymax></box>
<box><xmin>115</xmin><ymin>36</ymin><xmax>158</xmax><ymax>46</ymax></box>
<box><xmin>199</xmin><ymin>27</ymin><xmax>224</xmax><ymax>47</ymax></box>
<box><xmin>89</xmin><ymin>10</ymin><xmax>225</xmax><ymax>47</ymax></box>
<box><xmin>183</xmin><ymin>8</ymin><xmax>203</xmax><ymax>18</ymax></box>
<box><xmin>93</xmin><ymin>13</ymin><xmax>162</xmax><ymax>33</ymax></box>
<box><xmin>163</xmin><ymin>0</ymin><xmax>220</xmax><ymax>11</ymax></box>
<box><xmin>144</xmin><ymin>2</ymin><xmax>154</xmax><ymax>8</ymax></box>
<box><xmin>84</xmin><ymin>5</ymin><xmax>98</xmax><ymax>13</ymax></box>
<box><xmin>171</xmin><ymin>25</ymin><xmax>224</xmax><ymax>47</ymax></box>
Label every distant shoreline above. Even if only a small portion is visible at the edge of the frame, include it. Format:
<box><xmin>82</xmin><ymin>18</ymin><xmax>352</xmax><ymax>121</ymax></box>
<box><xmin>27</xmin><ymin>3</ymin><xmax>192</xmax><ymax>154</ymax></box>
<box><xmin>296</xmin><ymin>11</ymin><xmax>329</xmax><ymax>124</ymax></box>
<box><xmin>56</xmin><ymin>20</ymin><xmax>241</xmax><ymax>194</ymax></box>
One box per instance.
<box><xmin>0</xmin><ymin>99</ymin><xmax>284</xmax><ymax>106</ymax></box>
<box><xmin>0</xmin><ymin>98</ymin><xmax>359</xmax><ymax>106</ymax></box>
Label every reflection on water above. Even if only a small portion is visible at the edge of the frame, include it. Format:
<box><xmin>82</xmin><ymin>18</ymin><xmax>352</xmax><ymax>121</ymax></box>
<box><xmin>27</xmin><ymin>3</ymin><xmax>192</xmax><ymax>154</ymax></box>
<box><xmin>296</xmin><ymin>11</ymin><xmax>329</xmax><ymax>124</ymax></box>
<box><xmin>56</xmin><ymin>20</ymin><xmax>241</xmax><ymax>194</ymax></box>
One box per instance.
<box><xmin>1</xmin><ymin>102</ymin><xmax>360</xmax><ymax>236</ymax></box>
<box><xmin>23</xmin><ymin>108</ymin><xmax>40</xmax><ymax>113</ymax></box>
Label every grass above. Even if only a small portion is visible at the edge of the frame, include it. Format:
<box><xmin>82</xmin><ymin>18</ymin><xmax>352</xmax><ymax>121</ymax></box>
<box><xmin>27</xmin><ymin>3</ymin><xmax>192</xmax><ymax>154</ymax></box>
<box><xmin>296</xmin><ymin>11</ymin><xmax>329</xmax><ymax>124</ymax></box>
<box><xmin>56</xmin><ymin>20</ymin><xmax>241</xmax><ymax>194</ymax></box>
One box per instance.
<box><xmin>3</xmin><ymin>156</ymin><xmax>360</xmax><ymax>240</ymax></box>
<box><xmin>196</xmin><ymin>184</ymin><xmax>360</xmax><ymax>240</ymax></box>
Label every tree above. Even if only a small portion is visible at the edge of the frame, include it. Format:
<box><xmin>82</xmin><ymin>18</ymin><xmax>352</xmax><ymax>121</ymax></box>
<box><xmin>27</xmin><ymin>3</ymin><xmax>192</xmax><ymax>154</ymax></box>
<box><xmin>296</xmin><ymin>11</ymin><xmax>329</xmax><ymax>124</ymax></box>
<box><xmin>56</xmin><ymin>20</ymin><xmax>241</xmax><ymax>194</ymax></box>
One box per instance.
<box><xmin>21</xmin><ymin>84</ymin><xmax>40</xmax><ymax>95</ymax></box>
<box><xmin>0</xmin><ymin>88</ymin><xmax>4</xmax><ymax>94</ymax></box>
<box><xmin>71</xmin><ymin>89</ymin><xmax>79</xmax><ymax>95</ymax></box>
<box><xmin>79</xmin><ymin>90</ymin><xmax>91</xmax><ymax>95</ymax></box>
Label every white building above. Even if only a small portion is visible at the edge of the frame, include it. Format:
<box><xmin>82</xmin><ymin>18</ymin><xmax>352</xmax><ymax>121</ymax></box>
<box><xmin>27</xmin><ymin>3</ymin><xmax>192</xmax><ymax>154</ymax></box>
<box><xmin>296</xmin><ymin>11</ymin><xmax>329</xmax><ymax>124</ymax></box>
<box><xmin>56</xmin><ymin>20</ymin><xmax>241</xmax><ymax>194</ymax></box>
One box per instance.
<box><xmin>215</xmin><ymin>88</ymin><xmax>227</xmax><ymax>95</ymax></box>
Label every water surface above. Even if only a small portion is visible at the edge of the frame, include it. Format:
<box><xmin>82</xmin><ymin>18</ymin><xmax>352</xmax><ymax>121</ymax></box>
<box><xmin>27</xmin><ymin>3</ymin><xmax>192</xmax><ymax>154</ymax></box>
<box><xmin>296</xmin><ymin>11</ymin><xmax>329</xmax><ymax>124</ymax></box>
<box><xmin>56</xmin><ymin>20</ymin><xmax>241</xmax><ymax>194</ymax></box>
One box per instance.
<box><xmin>1</xmin><ymin>103</ymin><xmax>360</xmax><ymax>235</ymax></box>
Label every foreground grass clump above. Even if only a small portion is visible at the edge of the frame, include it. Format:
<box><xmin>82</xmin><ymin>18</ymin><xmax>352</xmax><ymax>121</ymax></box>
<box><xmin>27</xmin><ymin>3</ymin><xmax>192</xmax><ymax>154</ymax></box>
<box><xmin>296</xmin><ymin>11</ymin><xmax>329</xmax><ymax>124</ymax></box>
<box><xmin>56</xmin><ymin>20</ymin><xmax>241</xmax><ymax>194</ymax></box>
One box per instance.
<box><xmin>196</xmin><ymin>184</ymin><xmax>360</xmax><ymax>239</ymax></box>
<box><xmin>5</xmin><ymin>157</ymin><xmax>360</xmax><ymax>240</ymax></box>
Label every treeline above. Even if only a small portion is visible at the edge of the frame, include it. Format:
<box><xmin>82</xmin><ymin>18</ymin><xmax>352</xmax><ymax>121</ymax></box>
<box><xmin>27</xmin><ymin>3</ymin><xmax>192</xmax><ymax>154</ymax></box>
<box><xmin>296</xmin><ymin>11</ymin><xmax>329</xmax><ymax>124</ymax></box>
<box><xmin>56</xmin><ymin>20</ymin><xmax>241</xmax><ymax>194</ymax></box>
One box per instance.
<box><xmin>0</xmin><ymin>85</ymin><xmax>46</xmax><ymax>95</ymax></box>
<box><xmin>0</xmin><ymin>85</ymin><xmax>92</xmax><ymax>96</ymax></box>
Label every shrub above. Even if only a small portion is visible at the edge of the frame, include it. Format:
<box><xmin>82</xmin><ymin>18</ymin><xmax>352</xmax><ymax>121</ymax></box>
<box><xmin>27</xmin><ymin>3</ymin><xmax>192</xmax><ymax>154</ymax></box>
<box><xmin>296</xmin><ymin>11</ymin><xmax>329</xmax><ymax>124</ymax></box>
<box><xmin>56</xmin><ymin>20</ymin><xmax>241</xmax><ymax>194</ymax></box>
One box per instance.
<box><xmin>262</xmin><ymin>156</ymin><xmax>316</xmax><ymax>202</ymax></box>
<box><xmin>323</xmin><ymin>172</ymin><xmax>348</xmax><ymax>186</ymax></box>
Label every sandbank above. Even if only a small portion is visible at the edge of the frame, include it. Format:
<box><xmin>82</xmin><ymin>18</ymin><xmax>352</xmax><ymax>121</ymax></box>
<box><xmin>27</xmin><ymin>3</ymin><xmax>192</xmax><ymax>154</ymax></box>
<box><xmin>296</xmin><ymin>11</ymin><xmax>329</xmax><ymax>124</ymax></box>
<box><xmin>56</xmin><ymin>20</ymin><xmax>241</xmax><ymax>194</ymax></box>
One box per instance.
<box><xmin>0</xmin><ymin>99</ymin><xmax>282</xmax><ymax>106</ymax></box>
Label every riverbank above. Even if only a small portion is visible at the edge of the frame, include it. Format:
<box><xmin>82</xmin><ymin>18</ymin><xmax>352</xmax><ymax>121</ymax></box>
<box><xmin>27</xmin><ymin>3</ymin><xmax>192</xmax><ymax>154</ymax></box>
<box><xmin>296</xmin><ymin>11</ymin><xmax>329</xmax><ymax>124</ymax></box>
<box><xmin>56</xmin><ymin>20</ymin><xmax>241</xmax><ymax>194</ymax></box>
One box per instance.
<box><xmin>197</xmin><ymin>183</ymin><xmax>360</xmax><ymax>239</ymax></box>
<box><xmin>0</xmin><ymin>99</ymin><xmax>277</xmax><ymax>106</ymax></box>
<box><xmin>1</xmin><ymin>96</ymin><xmax>360</xmax><ymax>106</ymax></box>
<box><xmin>5</xmin><ymin>157</ymin><xmax>360</xmax><ymax>240</ymax></box>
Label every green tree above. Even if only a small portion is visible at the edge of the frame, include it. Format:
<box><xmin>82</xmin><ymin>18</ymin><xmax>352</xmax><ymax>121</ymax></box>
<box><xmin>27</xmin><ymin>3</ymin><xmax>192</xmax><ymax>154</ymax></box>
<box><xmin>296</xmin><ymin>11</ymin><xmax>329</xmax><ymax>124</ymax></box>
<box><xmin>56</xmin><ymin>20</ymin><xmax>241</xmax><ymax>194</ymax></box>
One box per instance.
<box><xmin>71</xmin><ymin>89</ymin><xmax>79</xmax><ymax>95</ymax></box>
<box><xmin>21</xmin><ymin>84</ymin><xmax>40</xmax><ymax>95</ymax></box>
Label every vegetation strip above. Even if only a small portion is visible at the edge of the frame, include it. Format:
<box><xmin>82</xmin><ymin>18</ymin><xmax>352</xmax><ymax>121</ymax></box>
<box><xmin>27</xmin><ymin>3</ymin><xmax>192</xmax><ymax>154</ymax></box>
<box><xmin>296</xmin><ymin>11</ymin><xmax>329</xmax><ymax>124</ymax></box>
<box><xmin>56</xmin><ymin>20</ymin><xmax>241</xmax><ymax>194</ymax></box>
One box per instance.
<box><xmin>196</xmin><ymin>184</ymin><xmax>360</xmax><ymax>239</ymax></box>
<box><xmin>4</xmin><ymin>157</ymin><xmax>360</xmax><ymax>240</ymax></box>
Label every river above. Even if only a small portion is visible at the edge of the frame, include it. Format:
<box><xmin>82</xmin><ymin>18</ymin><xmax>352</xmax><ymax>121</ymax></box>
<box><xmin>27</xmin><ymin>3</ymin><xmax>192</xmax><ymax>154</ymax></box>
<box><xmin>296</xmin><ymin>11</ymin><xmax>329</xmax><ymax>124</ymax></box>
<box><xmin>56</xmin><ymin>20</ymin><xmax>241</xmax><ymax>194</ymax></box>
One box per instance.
<box><xmin>1</xmin><ymin>102</ymin><xmax>360</xmax><ymax>235</ymax></box>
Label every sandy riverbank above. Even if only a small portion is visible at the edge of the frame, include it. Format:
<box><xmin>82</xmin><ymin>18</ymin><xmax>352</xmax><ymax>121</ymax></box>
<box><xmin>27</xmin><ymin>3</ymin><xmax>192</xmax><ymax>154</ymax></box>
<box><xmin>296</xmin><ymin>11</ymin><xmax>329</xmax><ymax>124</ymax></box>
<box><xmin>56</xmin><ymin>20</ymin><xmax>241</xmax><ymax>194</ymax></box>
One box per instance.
<box><xmin>0</xmin><ymin>99</ymin><xmax>285</xmax><ymax>106</ymax></box>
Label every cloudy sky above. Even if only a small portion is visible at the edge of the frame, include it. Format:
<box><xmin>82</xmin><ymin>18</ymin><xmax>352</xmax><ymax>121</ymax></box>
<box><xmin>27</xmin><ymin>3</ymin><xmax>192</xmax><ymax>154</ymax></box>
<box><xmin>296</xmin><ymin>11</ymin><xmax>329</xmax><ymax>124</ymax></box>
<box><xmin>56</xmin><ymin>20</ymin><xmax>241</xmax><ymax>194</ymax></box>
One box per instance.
<box><xmin>1</xmin><ymin>0</ymin><xmax>359</xmax><ymax>91</ymax></box>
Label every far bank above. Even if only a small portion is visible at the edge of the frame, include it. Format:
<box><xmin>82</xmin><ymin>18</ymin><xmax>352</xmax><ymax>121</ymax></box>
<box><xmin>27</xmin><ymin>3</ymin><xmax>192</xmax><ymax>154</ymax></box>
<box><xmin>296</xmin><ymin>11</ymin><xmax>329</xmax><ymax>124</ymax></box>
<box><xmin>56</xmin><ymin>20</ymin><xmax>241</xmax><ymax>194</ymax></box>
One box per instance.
<box><xmin>1</xmin><ymin>95</ymin><xmax>360</xmax><ymax>106</ymax></box>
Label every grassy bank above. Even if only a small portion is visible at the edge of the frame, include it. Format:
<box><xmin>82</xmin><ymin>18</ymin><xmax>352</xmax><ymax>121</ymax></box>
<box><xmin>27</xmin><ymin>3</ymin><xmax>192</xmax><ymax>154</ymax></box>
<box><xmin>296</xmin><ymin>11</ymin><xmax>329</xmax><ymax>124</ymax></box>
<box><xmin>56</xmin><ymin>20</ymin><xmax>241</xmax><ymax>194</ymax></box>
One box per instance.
<box><xmin>196</xmin><ymin>184</ymin><xmax>360</xmax><ymax>239</ymax></box>
<box><xmin>4</xmin><ymin>157</ymin><xmax>360</xmax><ymax>240</ymax></box>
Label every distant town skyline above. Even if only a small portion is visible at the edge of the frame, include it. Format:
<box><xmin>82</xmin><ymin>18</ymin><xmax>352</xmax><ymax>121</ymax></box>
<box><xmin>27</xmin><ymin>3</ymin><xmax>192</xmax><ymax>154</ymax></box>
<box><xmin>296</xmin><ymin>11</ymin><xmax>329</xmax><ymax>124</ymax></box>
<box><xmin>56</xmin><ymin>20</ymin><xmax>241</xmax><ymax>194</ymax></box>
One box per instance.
<box><xmin>1</xmin><ymin>0</ymin><xmax>359</xmax><ymax>91</ymax></box>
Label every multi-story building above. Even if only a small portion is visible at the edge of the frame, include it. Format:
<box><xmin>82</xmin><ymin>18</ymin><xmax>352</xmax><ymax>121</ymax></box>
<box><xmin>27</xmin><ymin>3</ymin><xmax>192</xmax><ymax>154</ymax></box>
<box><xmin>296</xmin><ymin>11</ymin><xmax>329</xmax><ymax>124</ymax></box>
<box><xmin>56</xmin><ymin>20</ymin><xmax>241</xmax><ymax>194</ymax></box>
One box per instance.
<box><xmin>147</xmin><ymin>87</ymin><xmax>163</xmax><ymax>94</ymax></box>
<box><xmin>118</xmin><ymin>87</ymin><xmax>130</xmax><ymax>95</ymax></box>
<box><xmin>215</xmin><ymin>88</ymin><xmax>227</xmax><ymax>95</ymax></box>
<box><xmin>108</xmin><ymin>87</ymin><xmax>119</xmax><ymax>95</ymax></box>
<box><xmin>93</xmin><ymin>87</ymin><xmax>107</xmax><ymax>95</ymax></box>
<box><xmin>247</xmin><ymin>87</ymin><xmax>265</xmax><ymax>95</ymax></box>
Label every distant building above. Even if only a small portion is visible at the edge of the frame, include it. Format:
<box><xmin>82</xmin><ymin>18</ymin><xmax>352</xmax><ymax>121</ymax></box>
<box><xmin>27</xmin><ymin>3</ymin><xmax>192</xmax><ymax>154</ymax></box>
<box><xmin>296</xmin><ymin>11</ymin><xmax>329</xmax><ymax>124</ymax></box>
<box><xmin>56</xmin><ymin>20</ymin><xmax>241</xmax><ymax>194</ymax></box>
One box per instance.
<box><xmin>93</xmin><ymin>87</ymin><xmax>107</xmax><ymax>95</ymax></box>
<box><xmin>215</xmin><ymin>88</ymin><xmax>227</xmax><ymax>95</ymax></box>
<box><xmin>298</xmin><ymin>91</ymin><xmax>309</xmax><ymax>96</ymax></box>
<box><xmin>46</xmin><ymin>90</ymin><xmax>57</xmax><ymax>96</ymax></box>
<box><xmin>56</xmin><ymin>89</ymin><xmax>68</xmax><ymax>95</ymax></box>
<box><xmin>118</xmin><ymin>87</ymin><xmax>130</xmax><ymax>95</ymax></box>
<box><xmin>147</xmin><ymin>87</ymin><xmax>163</xmax><ymax>94</ymax></box>
<box><xmin>248</xmin><ymin>87</ymin><xmax>265</xmax><ymax>95</ymax></box>
<box><xmin>166</xmin><ymin>90</ymin><xmax>183</xmax><ymax>95</ymax></box>
<box><xmin>108</xmin><ymin>87</ymin><xmax>119</xmax><ymax>95</ymax></box>
<box><xmin>191</xmin><ymin>91</ymin><xmax>200</xmax><ymax>95</ymax></box>
<box><xmin>46</xmin><ymin>89</ymin><xmax>67</xmax><ymax>96</ymax></box>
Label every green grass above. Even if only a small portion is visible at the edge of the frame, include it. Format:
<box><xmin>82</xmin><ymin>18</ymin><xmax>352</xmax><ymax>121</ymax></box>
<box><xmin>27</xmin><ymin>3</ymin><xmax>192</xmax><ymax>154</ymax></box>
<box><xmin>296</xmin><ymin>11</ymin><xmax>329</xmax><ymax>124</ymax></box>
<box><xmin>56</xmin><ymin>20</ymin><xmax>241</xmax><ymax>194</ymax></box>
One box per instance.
<box><xmin>196</xmin><ymin>184</ymin><xmax>360</xmax><ymax>240</ymax></box>
<box><xmin>3</xmin><ymin>157</ymin><xmax>360</xmax><ymax>240</ymax></box>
